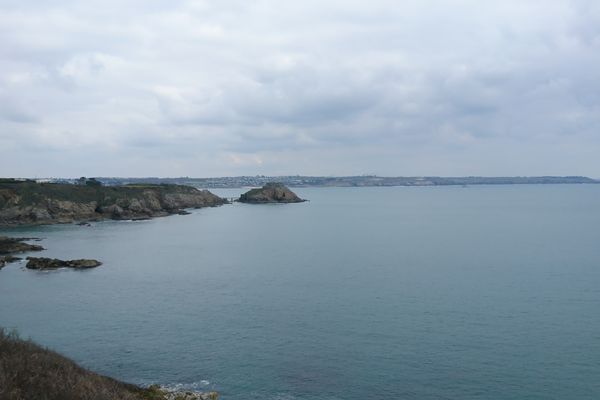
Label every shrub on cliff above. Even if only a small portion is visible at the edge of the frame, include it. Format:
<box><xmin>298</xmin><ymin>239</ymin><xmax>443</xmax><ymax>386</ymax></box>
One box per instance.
<box><xmin>0</xmin><ymin>328</ymin><xmax>165</xmax><ymax>400</ymax></box>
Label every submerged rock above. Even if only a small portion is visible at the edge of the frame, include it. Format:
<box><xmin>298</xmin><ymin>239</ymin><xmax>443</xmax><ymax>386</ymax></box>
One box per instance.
<box><xmin>238</xmin><ymin>182</ymin><xmax>305</xmax><ymax>204</ymax></box>
<box><xmin>26</xmin><ymin>257</ymin><xmax>102</xmax><ymax>270</ymax></box>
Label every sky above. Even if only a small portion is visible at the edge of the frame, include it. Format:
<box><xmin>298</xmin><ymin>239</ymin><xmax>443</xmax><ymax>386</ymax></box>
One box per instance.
<box><xmin>1</xmin><ymin>0</ymin><xmax>599</xmax><ymax>178</ymax></box>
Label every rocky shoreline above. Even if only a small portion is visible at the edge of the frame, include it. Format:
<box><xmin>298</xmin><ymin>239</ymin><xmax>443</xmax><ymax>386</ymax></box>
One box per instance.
<box><xmin>155</xmin><ymin>386</ymin><xmax>218</xmax><ymax>400</ymax></box>
<box><xmin>0</xmin><ymin>179</ymin><xmax>310</xmax><ymax>226</ymax></box>
<box><xmin>0</xmin><ymin>181</ymin><xmax>306</xmax><ymax>272</ymax></box>
<box><xmin>0</xmin><ymin>180</ymin><xmax>227</xmax><ymax>227</ymax></box>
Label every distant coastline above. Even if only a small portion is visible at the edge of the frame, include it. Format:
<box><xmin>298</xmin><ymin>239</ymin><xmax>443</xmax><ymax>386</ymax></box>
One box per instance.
<box><xmin>25</xmin><ymin>175</ymin><xmax>599</xmax><ymax>189</ymax></box>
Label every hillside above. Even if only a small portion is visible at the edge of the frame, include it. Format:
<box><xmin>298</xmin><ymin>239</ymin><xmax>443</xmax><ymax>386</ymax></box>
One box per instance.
<box><xmin>0</xmin><ymin>329</ymin><xmax>217</xmax><ymax>400</ymax></box>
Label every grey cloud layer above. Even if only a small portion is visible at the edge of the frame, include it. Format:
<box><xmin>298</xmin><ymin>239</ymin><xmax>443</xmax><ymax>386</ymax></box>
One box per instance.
<box><xmin>1</xmin><ymin>0</ymin><xmax>599</xmax><ymax>177</ymax></box>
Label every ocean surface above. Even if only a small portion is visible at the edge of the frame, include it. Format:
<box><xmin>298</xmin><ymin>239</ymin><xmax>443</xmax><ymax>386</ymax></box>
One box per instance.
<box><xmin>1</xmin><ymin>185</ymin><xmax>599</xmax><ymax>399</ymax></box>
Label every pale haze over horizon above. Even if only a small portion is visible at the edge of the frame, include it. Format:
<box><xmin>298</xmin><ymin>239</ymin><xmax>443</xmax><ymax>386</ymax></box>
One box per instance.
<box><xmin>1</xmin><ymin>0</ymin><xmax>599</xmax><ymax>179</ymax></box>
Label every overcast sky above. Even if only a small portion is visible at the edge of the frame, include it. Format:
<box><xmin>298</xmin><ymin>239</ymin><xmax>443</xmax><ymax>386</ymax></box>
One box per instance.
<box><xmin>1</xmin><ymin>0</ymin><xmax>599</xmax><ymax>178</ymax></box>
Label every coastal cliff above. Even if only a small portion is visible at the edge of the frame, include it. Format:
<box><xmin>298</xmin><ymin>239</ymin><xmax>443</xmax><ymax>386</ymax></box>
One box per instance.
<box><xmin>238</xmin><ymin>182</ymin><xmax>305</xmax><ymax>203</ymax></box>
<box><xmin>0</xmin><ymin>179</ymin><xmax>226</xmax><ymax>227</ymax></box>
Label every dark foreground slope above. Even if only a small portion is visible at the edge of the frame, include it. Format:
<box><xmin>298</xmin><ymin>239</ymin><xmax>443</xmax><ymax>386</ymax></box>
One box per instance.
<box><xmin>0</xmin><ymin>179</ymin><xmax>226</xmax><ymax>226</ymax></box>
<box><xmin>0</xmin><ymin>329</ymin><xmax>217</xmax><ymax>400</ymax></box>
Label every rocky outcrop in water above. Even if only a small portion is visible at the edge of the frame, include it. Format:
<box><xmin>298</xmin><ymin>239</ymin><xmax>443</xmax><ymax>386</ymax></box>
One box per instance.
<box><xmin>0</xmin><ymin>180</ymin><xmax>227</xmax><ymax>226</ymax></box>
<box><xmin>0</xmin><ymin>236</ymin><xmax>43</xmax><ymax>269</ymax></box>
<box><xmin>0</xmin><ymin>255</ymin><xmax>21</xmax><ymax>269</ymax></box>
<box><xmin>25</xmin><ymin>257</ymin><xmax>102</xmax><ymax>270</ymax></box>
<box><xmin>0</xmin><ymin>236</ymin><xmax>44</xmax><ymax>254</ymax></box>
<box><xmin>0</xmin><ymin>236</ymin><xmax>103</xmax><ymax>272</ymax></box>
<box><xmin>238</xmin><ymin>182</ymin><xmax>305</xmax><ymax>203</ymax></box>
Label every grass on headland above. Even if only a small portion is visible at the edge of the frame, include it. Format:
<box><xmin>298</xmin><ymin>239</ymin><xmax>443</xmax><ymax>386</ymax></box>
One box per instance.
<box><xmin>0</xmin><ymin>328</ymin><xmax>204</xmax><ymax>400</ymax></box>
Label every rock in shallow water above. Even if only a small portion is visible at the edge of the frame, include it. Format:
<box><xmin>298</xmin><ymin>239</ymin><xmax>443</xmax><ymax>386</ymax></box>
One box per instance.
<box><xmin>26</xmin><ymin>257</ymin><xmax>102</xmax><ymax>270</ymax></box>
<box><xmin>146</xmin><ymin>385</ymin><xmax>219</xmax><ymax>400</ymax></box>
<box><xmin>0</xmin><ymin>255</ymin><xmax>22</xmax><ymax>268</ymax></box>
<box><xmin>163</xmin><ymin>391</ymin><xmax>219</xmax><ymax>400</ymax></box>
<box><xmin>0</xmin><ymin>236</ymin><xmax>44</xmax><ymax>254</ymax></box>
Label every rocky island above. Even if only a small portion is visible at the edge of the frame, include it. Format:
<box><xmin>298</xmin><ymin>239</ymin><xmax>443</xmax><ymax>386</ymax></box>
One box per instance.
<box><xmin>238</xmin><ymin>182</ymin><xmax>305</xmax><ymax>203</ymax></box>
<box><xmin>0</xmin><ymin>179</ymin><xmax>227</xmax><ymax>227</ymax></box>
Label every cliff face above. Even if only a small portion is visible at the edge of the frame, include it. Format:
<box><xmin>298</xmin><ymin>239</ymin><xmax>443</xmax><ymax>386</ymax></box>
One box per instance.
<box><xmin>238</xmin><ymin>182</ymin><xmax>305</xmax><ymax>203</ymax></box>
<box><xmin>0</xmin><ymin>181</ymin><xmax>226</xmax><ymax>226</ymax></box>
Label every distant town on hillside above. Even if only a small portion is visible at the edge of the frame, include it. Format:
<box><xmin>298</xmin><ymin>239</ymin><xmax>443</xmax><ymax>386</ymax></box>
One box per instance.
<box><xmin>27</xmin><ymin>175</ymin><xmax>600</xmax><ymax>188</ymax></box>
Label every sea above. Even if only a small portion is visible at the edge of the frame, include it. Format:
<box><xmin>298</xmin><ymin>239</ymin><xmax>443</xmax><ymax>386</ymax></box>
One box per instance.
<box><xmin>1</xmin><ymin>185</ymin><xmax>599</xmax><ymax>399</ymax></box>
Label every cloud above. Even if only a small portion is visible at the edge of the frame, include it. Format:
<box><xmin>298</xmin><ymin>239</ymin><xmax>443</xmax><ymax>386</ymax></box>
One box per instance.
<box><xmin>1</xmin><ymin>0</ymin><xmax>599</xmax><ymax>177</ymax></box>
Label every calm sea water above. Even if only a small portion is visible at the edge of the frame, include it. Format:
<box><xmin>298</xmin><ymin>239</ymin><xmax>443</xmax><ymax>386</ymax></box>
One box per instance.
<box><xmin>1</xmin><ymin>185</ymin><xmax>599</xmax><ymax>399</ymax></box>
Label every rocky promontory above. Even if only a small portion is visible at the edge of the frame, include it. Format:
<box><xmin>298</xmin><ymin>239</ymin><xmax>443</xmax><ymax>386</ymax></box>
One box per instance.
<box><xmin>238</xmin><ymin>182</ymin><xmax>305</xmax><ymax>203</ymax></box>
<box><xmin>0</xmin><ymin>179</ymin><xmax>227</xmax><ymax>227</ymax></box>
